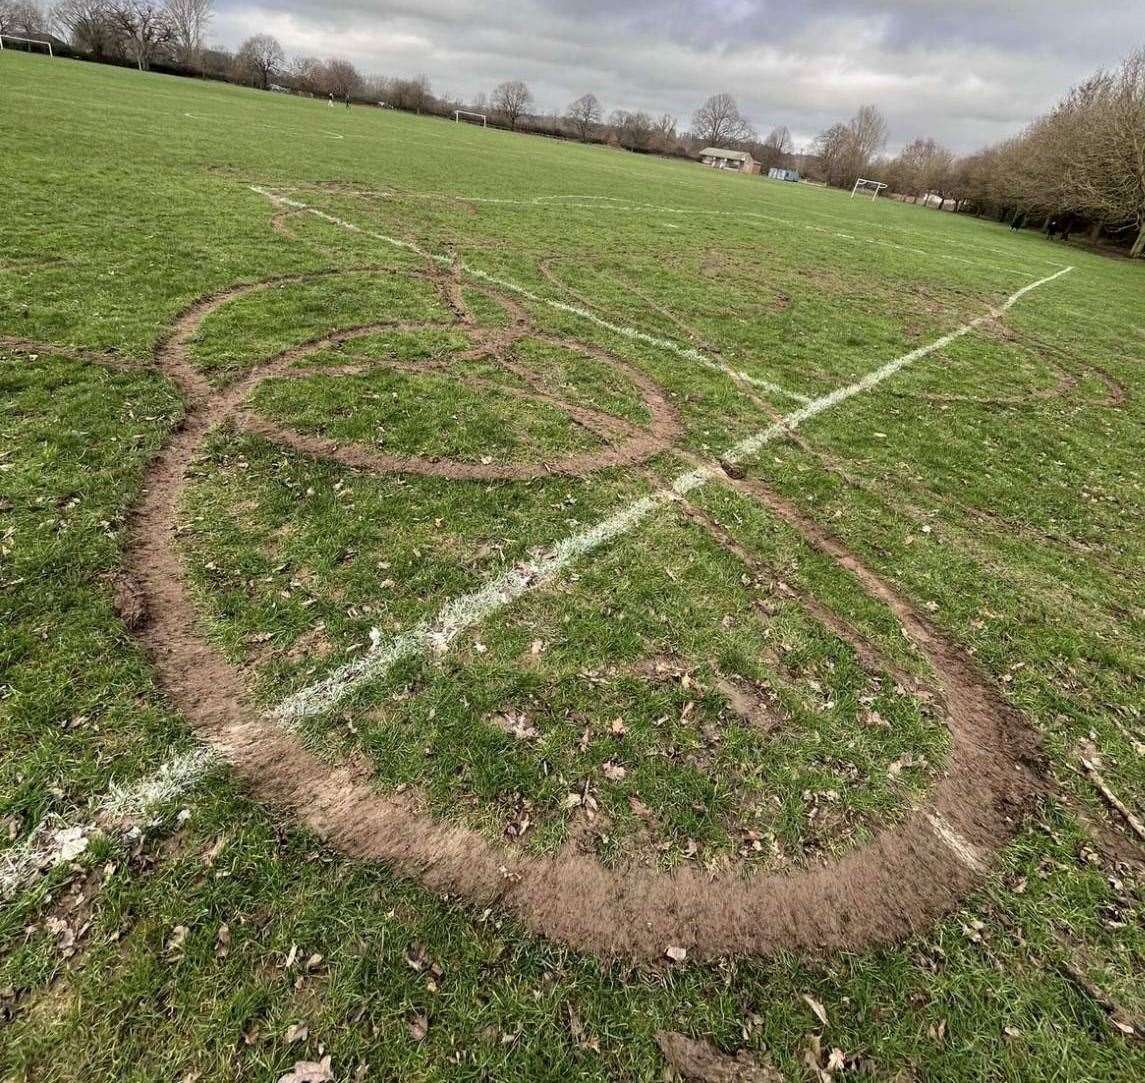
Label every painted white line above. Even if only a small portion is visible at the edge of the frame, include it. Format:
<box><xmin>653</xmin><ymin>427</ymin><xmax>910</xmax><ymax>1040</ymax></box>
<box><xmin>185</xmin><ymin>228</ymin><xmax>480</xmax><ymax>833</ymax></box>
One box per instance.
<box><xmin>0</xmin><ymin>748</ymin><xmax>216</xmax><ymax>901</ymax></box>
<box><xmin>264</xmin><ymin>240</ymin><xmax>1071</xmax><ymax>720</ymax></box>
<box><xmin>251</xmin><ymin>186</ymin><xmax>812</xmax><ymax>404</ymax></box>
<box><xmin>926</xmin><ymin>812</ymin><xmax>987</xmax><ymax>873</ymax></box>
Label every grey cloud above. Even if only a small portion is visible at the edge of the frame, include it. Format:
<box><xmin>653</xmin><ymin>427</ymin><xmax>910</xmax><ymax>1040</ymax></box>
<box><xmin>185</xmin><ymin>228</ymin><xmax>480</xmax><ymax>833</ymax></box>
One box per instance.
<box><xmin>212</xmin><ymin>0</ymin><xmax>1145</xmax><ymax>152</ymax></box>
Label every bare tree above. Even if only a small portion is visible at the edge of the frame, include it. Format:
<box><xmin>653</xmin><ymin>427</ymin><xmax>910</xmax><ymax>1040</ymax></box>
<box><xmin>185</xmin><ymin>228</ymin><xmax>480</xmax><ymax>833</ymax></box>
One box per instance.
<box><xmin>814</xmin><ymin>105</ymin><xmax>888</xmax><ymax>188</ymax></box>
<box><xmin>320</xmin><ymin>57</ymin><xmax>362</xmax><ymax>99</ymax></box>
<box><xmin>1</xmin><ymin>0</ymin><xmax>48</xmax><ymax>35</ymax></box>
<box><xmin>849</xmin><ymin>104</ymin><xmax>888</xmax><ymax>163</ymax></box>
<box><xmin>108</xmin><ymin>0</ymin><xmax>172</xmax><ymax>71</ymax></box>
<box><xmin>52</xmin><ymin>0</ymin><xmax>122</xmax><ymax>58</ymax></box>
<box><xmin>609</xmin><ymin>108</ymin><xmax>653</xmax><ymax>150</ymax></box>
<box><xmin>385</xmin><ymin>73</ymin><xmax>433</xmax><ymax>113</ymax></box>
<box><xmin>566</xmin><ymin>92</ymin><xmax>601</xmax><ymax>141</ymax></box>
<box><xmin>691</xmin><ymin>92</ymin><xmax>754</xmax><ymax>145</ymax></box>
<box><xmin>164</xmin><ymin>0</ymin><xmax>209</xmax><ymax>68</ymax></box>
<box><xmin>759</xmin><ymin>124</ymin><xmax>792</xmax><ymax>170</ymax></box>
<box><xmin>285</xmin><ymin>53</ymin><xmax>321</xmax><ymax>94</ymax></box>
<box><xmin>236</xmin><ymin>32</ymin><xmax>283</xmax><ymax>89</ymax></box>
<box><xmin>491</xmin><ymin>79</ymin><xmax>532</xmax><ymax>130</ymax></box>
<box><xmin>813</xmin><ymin>122</ymin><xmax>852</xmax><ymax>186</ymax></box>
<box><xmin>1061</xmin><ymin>51</ymin><xmax>1145</xmax><ymax>255</ymax></box>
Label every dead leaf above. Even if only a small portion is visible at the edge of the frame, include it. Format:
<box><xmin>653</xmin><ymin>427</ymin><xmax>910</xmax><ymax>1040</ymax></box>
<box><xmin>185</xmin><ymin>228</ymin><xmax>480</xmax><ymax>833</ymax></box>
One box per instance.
<box><xmin>203</xmin><ymin>836</ymin><xmax>228</xmax><ymax>867</ymax></box>
<box><xmin>803</xmin><ymin>993</ymin><xmax>829</xmax><ymax>1027</ymax></box>
<box><xmin>602</xmin><ymin>761</ymin><xmax>627</xmax><ymax>782</ymax></box>
<box><xmin>665</xmin><ymin>945</ymin><xmax>687</xmax><ymax>963</ymax></box>
<box><xmin>285</xmin><ymin>1023</ymin><xmax>309</xmax><ymax>1044</ymax></box>
<box><xmin>166</xmin><ymin>925</ymin><xmax>188</xmax><ymax>955</ymax></box>
<box><xmin>276</xmin><ymin>1057</ymin><xmax>333</xmax><ymax>1083</ymax></box>
<box><xmin>408</xmin><ymin>1013</ymin><xmax>429</xmax><ymax>1042</ymax></box>
<box><xmin>627</xmin><ymin>795</ymin><xmax>652</xmax><ymax>818</ymax></box>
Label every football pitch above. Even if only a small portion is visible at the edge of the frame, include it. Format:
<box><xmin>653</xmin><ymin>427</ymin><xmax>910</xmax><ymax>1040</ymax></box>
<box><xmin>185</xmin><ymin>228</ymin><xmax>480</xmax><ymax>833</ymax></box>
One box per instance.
<box><xmin>1</xmin><ymin>51</ymin><xmax>1143</xmax><ymax>1081</ymax></box>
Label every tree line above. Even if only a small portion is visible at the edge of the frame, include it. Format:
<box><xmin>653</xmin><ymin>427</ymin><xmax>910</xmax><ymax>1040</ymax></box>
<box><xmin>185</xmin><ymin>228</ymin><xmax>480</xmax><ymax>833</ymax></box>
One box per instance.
<box><xmin>5</xmin><ymin>1</ymin><xmax>1142</xmax><ymax>254</ymax></box>
<box><xmin>805</xmin><ymin>51</ymin><xmax>1145</xmax><ymax>256</ymax></box>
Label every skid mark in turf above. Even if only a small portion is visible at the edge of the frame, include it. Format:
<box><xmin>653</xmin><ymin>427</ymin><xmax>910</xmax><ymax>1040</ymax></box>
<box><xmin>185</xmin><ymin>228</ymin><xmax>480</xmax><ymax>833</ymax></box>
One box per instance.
<box><xmin>29</xmin><ymin>249</ymin><xmax>1063</xmax><ymax>960</ymax></box>
<box><xmin>5</xmin><ymin>183</ymin><xmax>1073</xmax><ymax>953</ymax></box>
<box><xmin>252</xmin><ymin>186</ymin><xmax>814</xmax><ymax>406</ymax></box>
<box><xmin>276</xmin><ymin>264</ymin><xmax>1072</xmax><ymax>718</ymax></box>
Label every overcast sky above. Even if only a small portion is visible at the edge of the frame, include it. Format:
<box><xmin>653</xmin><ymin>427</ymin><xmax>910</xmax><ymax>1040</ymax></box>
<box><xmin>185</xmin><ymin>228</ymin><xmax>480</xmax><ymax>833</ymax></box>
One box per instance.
<box><xmin>211</xmin><ymin>1</ymin><xmax>1145</xmax><ymax>152</ymax></box>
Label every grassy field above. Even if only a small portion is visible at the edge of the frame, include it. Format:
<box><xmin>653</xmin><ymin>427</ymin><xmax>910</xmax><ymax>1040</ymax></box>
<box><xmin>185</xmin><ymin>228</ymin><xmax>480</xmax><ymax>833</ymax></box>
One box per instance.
<box><xmin>1</xmin><ymin>50</ymin><xmax>1143</xmax><ymax>1081</ymax></box>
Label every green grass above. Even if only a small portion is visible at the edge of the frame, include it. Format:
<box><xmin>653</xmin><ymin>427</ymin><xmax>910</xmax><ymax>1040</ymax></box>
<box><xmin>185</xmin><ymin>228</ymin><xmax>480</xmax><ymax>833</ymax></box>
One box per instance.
<box><xmin>2</xmin><ymin>51</ymin><xmax>1143</xmax><ymax>1081</ymax></box>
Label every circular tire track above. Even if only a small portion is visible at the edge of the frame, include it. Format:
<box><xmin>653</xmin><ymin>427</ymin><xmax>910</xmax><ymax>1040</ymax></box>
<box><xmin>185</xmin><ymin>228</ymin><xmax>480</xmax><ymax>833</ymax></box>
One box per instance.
<box><xmin>108</xmin><ymin>268</ymin><xmax>1045</xmax><ymax>962</ymax></box>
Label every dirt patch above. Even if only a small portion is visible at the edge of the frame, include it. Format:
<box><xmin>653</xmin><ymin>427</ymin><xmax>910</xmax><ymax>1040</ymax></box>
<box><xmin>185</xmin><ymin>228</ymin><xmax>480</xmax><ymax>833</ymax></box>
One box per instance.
<box><xmin>713</xmin><ymin>673</ymin><xmax>786</xmax><ymax>734</ymax></box>
<box><xmin>656</xmin><ymin>1031</ymin><xmax>785</xmax><ymax>1082</ymax></box>
<box><xmin>96</xmin><ymin>251</ymin><xmax>1048</xmax><ymax>963</ymax></box>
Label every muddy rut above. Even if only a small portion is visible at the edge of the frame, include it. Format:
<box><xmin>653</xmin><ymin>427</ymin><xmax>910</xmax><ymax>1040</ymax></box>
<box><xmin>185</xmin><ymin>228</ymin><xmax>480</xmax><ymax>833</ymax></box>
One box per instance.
<box><xmin>107</xmin><ymin>267</ymin><xmax>1045</xmax><ymax>962</ymax></box>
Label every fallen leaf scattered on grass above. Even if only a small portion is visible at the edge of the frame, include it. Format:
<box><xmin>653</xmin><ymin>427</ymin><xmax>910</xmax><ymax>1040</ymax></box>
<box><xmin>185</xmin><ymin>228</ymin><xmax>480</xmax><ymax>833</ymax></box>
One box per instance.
<box><xmin>408</xmin><ymin>1013</ymin><xmax>429</xmax><ymax>1042</ymax></box>
<box><xmin>665</xmin><ymin>945</ymin><xmax>687</xmax><ymax>962</ymax></box>
<box><xmin>276</xmin><ymin>1057</ymin><xmax>332</xmax><ymax>1083</ymax></box>
<box><xmin>166</xmin><ymin>925</ymin><xmax>188</xmax><ymax>956</ymax></box>
<box><xmin>285</xmin><ymin>1023</ymin><xmax>309</xmax><ymax>1044</ymax></box>
<box><xmin>802</xmin><ymin>994</ymin><xmax>829</xmax><ymax>1027</ymax></box>
<box><xmin>602</xmin><ymin>761</ymin><xmax>627</xmax><ymax>782</ymax></box>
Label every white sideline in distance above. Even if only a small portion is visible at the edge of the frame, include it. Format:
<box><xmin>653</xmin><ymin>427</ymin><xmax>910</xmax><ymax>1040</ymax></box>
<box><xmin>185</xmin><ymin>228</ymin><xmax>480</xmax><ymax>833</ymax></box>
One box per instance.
<box><xmin>260</xmin><ymin>215</ymin><xmax>1071</xmax><ymax>720</ymax></box>
<box><xmin>0</xmin><ymin>748</ymin><xmax>216</xmax><ymax>901</ymax></box>
<box><xmin>251</xmin><ymin>186</ymin><xmax>812</xmax><ymax>404</ymax></box>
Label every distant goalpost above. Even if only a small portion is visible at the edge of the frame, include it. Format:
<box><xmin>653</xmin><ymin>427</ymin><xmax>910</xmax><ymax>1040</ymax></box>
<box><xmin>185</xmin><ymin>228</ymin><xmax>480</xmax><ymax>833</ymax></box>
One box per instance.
<box><xmin>851</xmin><ymin>177</ymin><xmax>887</xmax><ymax>201</ymax></box>
<box><xmin>0</xmin><ymin>34</ymin><xmax>54</xmax><ymax>56</ymax></box>
<box><xmin>454</xmin><ymin>110</ymin><xmax>488</xmax><ymax>127</ymax></box>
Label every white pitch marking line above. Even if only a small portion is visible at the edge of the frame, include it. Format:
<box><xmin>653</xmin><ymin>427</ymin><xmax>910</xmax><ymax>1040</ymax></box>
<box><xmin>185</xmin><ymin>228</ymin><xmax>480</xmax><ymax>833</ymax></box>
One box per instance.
<box><xmin>3</xmin><ymin>270</ymin><xmax>1072</xmax><ymax>899</ymax></box>
<box><xmin>260</xmin><ymin>232</ymin><xmax>1071</xmax><ymax>720</ymax></box>
<box><xmin>251</xmin><ymin>186</ymin><xmax>811</xmax><ymax>404</ymax></box>
<box><xmin>0</xmin><ymin>748</ymin><xmax>216</xmax><ymax>901</ymax></box>
<box><xmin>925</xmin><ymin>812</ymin><xmax>988</xmax><ymax>873</ymax></box>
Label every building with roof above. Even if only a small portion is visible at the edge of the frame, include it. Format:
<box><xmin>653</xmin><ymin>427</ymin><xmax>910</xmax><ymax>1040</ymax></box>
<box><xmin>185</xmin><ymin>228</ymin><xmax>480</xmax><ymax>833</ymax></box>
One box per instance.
<box><xmin>698</xmin><ymin>148</ymin><xmax>760</xmax><ymax>175</ymax></box>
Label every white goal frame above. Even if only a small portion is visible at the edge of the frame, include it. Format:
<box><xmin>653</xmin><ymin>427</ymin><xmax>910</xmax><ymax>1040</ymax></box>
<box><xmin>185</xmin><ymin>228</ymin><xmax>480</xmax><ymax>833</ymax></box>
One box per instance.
<box><xmin>454</xmin><ymin>110</ymin><xmax>488</xmax><ymax>127</ymax></box>
<box><xmin>851</xmin><ymin>177</ymin><xmax>887</xmax><ymax>201</ymax></box>
<box><xmin>0</xmin><ymin>34</ymin><xmax>54</xmax><ymax>56</ymax></box>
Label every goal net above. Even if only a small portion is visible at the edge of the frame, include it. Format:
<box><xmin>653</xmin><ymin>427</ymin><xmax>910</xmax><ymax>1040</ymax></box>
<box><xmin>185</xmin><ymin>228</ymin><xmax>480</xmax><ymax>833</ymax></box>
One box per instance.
<box><xmin>0</xmin><ymin>34</ymin><xmax>54</xmax><ymax>56</ymax></box>
<box><xmin>454</xmin><ymin>110</ymin><xmax>488</xmax><ymax>127</ymax></box>
<box><xmin>850</xmin><ymin>178</ymin><xmax>887</xmax><ymax>201</ymax></box>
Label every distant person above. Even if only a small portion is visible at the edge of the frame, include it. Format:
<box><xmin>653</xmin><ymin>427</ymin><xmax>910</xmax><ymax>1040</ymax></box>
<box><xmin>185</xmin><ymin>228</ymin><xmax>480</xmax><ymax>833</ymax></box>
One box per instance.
<box><xmin>1046</xmin><ymin>218</ymin><xmax>1059</xmax><ymax>240</ymax></box>
<box><xmin>328</xmin><ymin>92</ymin><xmax>334</xmax><ymax>108</ymax></box>
<box><xmin>1010</xmin><ymin>211</ymin><xmax>1027</xmax><ymax>231</ymax></box>
<box><xmin>344</xmin><ymin>92</ymin><xmax>351</xmax><ymax>110</ymax></box>
<box><xmin>1060</xmin><ymin>217</ymin><xmax>1073</xmax><ymax>242</ymax></box>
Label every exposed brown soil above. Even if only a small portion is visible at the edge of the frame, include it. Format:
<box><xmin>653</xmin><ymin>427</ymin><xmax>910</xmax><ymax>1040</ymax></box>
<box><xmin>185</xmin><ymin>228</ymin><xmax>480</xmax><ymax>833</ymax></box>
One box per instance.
<box><xmin>713</xmin><ymin>672</ymin><xmax>786</xmax><ymax>734</ymax></box>
<box><xmin>101</xmin><ymin>257</ymin><xmax>1050</xmax><ymax>963</ymax></box>
<box><xmin>656</xmin><ymin>1031</ymin><xmax>786</xmax><ymax>1082</ymax></box>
